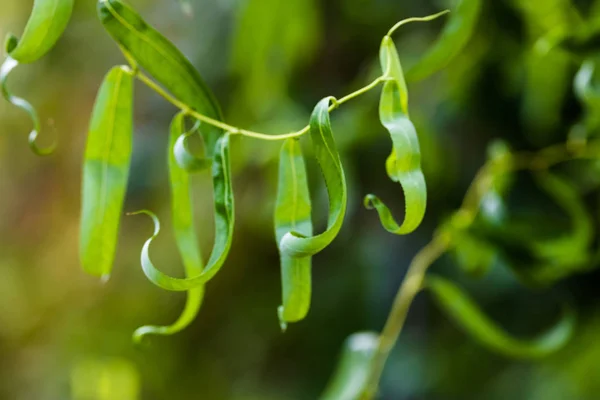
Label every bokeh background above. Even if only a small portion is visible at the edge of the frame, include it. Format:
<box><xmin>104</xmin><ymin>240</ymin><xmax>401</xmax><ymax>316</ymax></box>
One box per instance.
<box><xmin>2</xmin><ymin>0</ymin><xmax>600</xmax><ymax>399</ymax></box>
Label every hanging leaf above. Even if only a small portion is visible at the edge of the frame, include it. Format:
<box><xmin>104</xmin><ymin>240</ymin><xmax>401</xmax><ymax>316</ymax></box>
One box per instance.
<box><xmin>97</xmin><ymin>0</ymin><xmax>224</xmax><ymax>152</ymax></box>
<box><xmin>1</xmin><ymin>0</ymin><xmax>74</xmax><ymax>154</ymax></box>
<box><xmin>406</xmin><ymin>0</ymin><xmax>482</xmax><ymax>82</ymax></box>
<box><xmin>279</xmin><ymin>97</ymin><xmax>347</xmax><ymax>258</ymax></box>
<box><xmin>80</xmin><ymin>66</ymin><xmax>134</xmax><ymax>278</ymax></box>
<box><xmin>133</xmin><ymin>134</ymin><xmax>234</xmax><ymax>291</ymax></box>
<box><xmin>364</xmin><ymin>36</ymin><xmax>427</xmax><ymax>235</ymax></box>
<box><xmin>275</xmin><ymin>139</ymin><xmax>313</xmax><ymax>330</ymax></box>
<box><xmin>426</xmin><ymin>275</ymin><xmax>575</xmax><ymax>358</ymax></box>
<box><xmin>320</xmin><ymin>332</ymin><xmax>379</xmax><ymax>400</ymax></box>
<box><xmin>133</xmin><ymin>112</ymin><xmax>206</xmax><ymax>341</ymax></box>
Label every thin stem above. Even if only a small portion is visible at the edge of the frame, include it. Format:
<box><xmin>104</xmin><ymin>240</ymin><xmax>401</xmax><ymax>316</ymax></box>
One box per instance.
<box><xmin>387</xmin><ymin>10</ymin><xmax>451</xmax><ymax>37</ymax></box>
<box><xmin>360</xmin><ymin>139</ymin><xmax>600</xmax><ymax>399</ymax></box>
<box><xmin>361</xmin><ymin>235</ymin><xmax>450</xmax><ymax>399</ymax></box>
<box><xmin>134</xmin><ymin>69</ymin><xmax>385</xmax><ymax>141</ymax></box>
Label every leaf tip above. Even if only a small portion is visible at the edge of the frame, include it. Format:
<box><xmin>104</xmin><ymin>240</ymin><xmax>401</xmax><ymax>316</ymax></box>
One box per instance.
<box><xmin>278</xmin><ymin>306</ymin><xmax>288</xmax><ymax>333</ymax></box>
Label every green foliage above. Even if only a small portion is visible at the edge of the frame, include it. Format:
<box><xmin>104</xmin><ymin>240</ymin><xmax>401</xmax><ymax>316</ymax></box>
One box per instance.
<box><xmin>4</xmin><ymin>0</ymin><xmax>599</xmax><ymax>398</ymax></box>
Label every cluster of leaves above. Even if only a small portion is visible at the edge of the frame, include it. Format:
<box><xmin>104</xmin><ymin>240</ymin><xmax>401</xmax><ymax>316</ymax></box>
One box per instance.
<box><xmin>4</xmin><ymin>0</ymin><xmax>600</xmax><ymax>398</ymax></box>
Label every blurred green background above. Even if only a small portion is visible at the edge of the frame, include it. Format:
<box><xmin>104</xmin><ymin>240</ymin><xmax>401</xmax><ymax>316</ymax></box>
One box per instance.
<box><xmin>2</xmin><ymin>0</ymin><xmax>600</xmax><ymax>399</ymax></box>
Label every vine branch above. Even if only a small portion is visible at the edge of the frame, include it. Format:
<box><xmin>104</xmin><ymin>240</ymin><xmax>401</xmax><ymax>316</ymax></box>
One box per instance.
<box><xmin>134</xmin><ymin>69</ymin><xmax>386</xmax><ymax>141</ymax></box>
<box><xmin>361</xmin><ymin>139</ymin><xmax>600</xmax><ymax>399</ymax></box>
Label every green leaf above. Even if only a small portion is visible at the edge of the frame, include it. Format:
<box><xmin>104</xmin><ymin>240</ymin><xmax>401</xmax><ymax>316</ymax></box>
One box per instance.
<box><xmin>5</xmin><ymin>0</ymin><xmax>74</xmax><ymax>63</ymax></box>
<box><xmin>279</xmin><ymin>97</ymin><xmax>347</xmax><ymax>258</ymax></box>
<box><xmin>405</xmin><ymin>0</ymin><xmax>482</xmax><ymax>82</ymax></box>
<box><xmin>134</xmin><ymin>134</ymin><xmax>235</xmax><ymax>291</ymax></box>
<box><xmin>275</xmin><ymin>139</ymin><xmax>313</xmax><ymax>330</ymax></box>
<box><xmin>426</xmin><ymin>275</ymin><xmax>575</xmax><ymax>358</ymax></box>
<box><xmin>173</xmin><ymin>118</ymin><xmax>212</xmax><ymax>172</ymax></box>
<box><xmin>97</xmin><ymin>0</ymin><xmax>224</xmax><ymax>153</ymax></box>
<box><xmin>320</xmin><ymin>332</ymin><xmax>379</xmax><ymax>400</ymax></box>
<box><xmin>364</xmin><ymin>37</ymin><xmax>427</xmax><ymax>235</ymax></box>
<box><xmin>80</xmin><ymin>66</ymin><xmax>134</xmax><ymax>278</ymax></box>
<box><xmin>133</xmin><ymin>112</ymin><xmax>206</xmax><ymax>342</ymax></box>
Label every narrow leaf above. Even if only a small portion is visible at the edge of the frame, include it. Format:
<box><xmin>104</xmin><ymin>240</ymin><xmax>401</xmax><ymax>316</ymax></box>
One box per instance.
<box><xmin>426</xmin><ymin>275</ymin><xmax>575</xmax><ymax>358</ymax></box>
<box><xmin>279</xmin><ymin>97</ymin><xmax>347</xmax><ymax>258</ymax></box>
<box><xmin>275</xmin><ymin>139</ymin><xmax>313</xmax><ymax>330</ymax></box>
<box><xmin>97</xmin><ymin>0</ymin><xmax>224</xmax><ymax>152</ymax></box>
<box><xmin>134</xmin><ymin>134</ymin><xmax>235</xmax><ymax>291</ymax></box>
<box><xmin>133</xmin><ymin>112</ymin><xmax>206</xmax><ymax>341</ymax></box>
<box><xmin>365</xmin><ymin>37</ymin><xmax>427</xmax><ymax>235</ymax></box>
<box><xmin>80</xmin><ymin>66</ymin><xmax>134</xmax><ymax>278</ymax></box>
<box><xmin>320</xmin><ymin>332</ymin><xmax>379</xmax><ymax>400</ymax></box>
<box><xmin>405</xmin><ymin>0</ymin><xmax>482</xmax><ymax>82</ymax></box>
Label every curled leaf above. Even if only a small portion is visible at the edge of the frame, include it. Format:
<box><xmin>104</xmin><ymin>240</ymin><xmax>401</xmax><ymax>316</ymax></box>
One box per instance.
<box><xmin>320</xmin><ymin>332</ymin><xmax>379</xmax><ymax>400</ymax></box>
<box><xmin>174</xmin><ymin>118</ymin><xmax>212</xmax><ymax>172</ymax></box>
<box><xmin>426</xmin><ymin>275</ymin><xmax>575</xmax><ymax>358</ymax></box>
<box><xmin>279</xmin><ymin>97</ymin><xmax>347</xmax><ymax>258</ymax></box>
<box><xmin>0</xmin><ymin>0</ymin><xmax>74</xmax><ymax>154</ymax></box>
<box><xmin>133</xmin><ymin>134</ymin><xmax>234</xmax><ymax>291</ymax></box>
<box><xmin>365</xmin><ymin>37</ymin><xmax>427</xmax><ymax>235</ymax></box>
<box><xmin>97</xmin><ymin>0</ymin><xmax>223</xmax><ymax>152</ymax></box>
<box><xmin>80</xmin><ymin>66</ymin><xmax>134</xmax><ymax>278</ymax></box>
<box><xmin>275</xmin><ymin>139</ymin><xmax>313</xmax><ymax>330</ymax></box>
<box><xmin>406</xmin><ymin>0</ymin><xmax>482</xmax><ymax>82</ymax></box>
<box><xmin>133</xmin><ymin>112</ymin><xmax>206</xmax><ymax>342</ymax></box>
<box><xmin>0</xmin><ymin>57</ymin><xmax>56</xmax><ymax>155</ymax></box>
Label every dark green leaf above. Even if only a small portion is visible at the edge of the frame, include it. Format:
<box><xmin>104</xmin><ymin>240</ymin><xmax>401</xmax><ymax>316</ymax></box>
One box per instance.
<box><xmin>97</xmin><ymin>0</ymin><xmax>224</xmax><ymax>153</ymax></box>
<box><xmin>80</xmin><ymin>66</ymin><xmax>134</xmax><ymax>278</ymax></box>
<box><xmin>275</xmin><ymin>139</ymin><xmax>313</xmax><ymax>330</ymax></box>
<box><xmin>426</xmin><ymin>275</ymin><xmax>575</xmax><ymax>358</ymax></box>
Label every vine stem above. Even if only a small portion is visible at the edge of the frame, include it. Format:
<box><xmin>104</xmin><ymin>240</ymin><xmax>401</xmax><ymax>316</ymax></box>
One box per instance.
<box><xmin>135</xmin><ymin>70</ymin><xmax>385</xmax><ymax>141</ymax></box>
<box><xmin>360</xmin><ymin>139</ymin><xmax>600</xmax><ymax>399</ymax></box>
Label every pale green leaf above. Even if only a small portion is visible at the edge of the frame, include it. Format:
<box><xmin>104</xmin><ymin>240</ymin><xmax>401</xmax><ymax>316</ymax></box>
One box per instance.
<box><xmin>80</xmin><ymin>66</ymin><xmax>134</xmax><ymax>278</ymax></box>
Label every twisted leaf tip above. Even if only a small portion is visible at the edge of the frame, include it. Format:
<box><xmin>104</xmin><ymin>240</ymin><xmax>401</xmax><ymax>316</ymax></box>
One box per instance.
<box><xmin>1</xmin><ymin>56</ymin><xmax>57</xmax><ymax>156</ymax></box>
